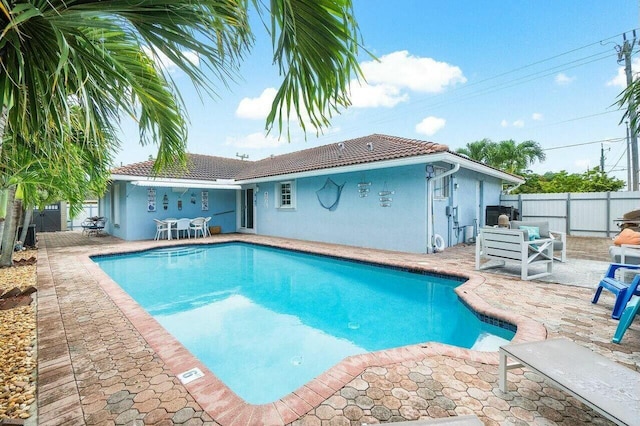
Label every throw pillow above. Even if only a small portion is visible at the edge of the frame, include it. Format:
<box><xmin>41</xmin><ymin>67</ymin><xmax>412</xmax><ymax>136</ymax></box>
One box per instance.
<box><xmin>613</xmin><ymin>228</ymin><xmax>640</xmax><ymax>246</ymax></box>
<box><xmin>519</xmin><ymin>225</ymin><xmax>540</xmax><ymax>241</ymax></box>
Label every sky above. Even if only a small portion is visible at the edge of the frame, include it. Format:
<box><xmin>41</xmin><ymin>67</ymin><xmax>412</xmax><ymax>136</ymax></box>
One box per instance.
<box><xmin>115</xmin><ymin>0</ymin><xmax>640</xmax><ymax>184</ymax></box>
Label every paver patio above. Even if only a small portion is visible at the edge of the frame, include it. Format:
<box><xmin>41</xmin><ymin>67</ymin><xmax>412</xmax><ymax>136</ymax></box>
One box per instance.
<box><xmin>36</xmin><ymin>232</ymin><xmax>639</xmax><ymax>425</ymax></box>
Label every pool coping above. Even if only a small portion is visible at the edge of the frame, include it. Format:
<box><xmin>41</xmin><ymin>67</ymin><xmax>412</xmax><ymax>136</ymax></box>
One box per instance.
<box><xmin>79</xmin><ymin>238</ymin><xmax>547</xmax><ymax>425</ymax></box>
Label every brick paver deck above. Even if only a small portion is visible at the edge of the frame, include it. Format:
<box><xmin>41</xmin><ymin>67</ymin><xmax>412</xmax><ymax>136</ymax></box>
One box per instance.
<box><xmin>36</xmin><ymin>232</ymin><xmax>638</xmax><ymax>425</ymax></box>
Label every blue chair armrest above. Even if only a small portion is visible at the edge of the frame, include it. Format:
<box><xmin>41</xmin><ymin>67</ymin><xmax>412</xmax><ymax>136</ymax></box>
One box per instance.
<box><xmin>605</xmin><ymin>263</ymin><xmax>640</xmax><ymax>278</ymax></box>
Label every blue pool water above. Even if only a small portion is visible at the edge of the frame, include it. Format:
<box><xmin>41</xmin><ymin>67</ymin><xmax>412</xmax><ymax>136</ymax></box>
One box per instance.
<box><xmin>94</xmin><ymin>243</ymin><xmax>514</xmax><ymax>404</ymax></box>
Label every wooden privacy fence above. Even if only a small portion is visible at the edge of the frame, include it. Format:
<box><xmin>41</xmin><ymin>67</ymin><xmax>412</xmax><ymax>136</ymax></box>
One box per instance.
<box><xmin>500</xmin><ymin>191</ymin><xmax>640</xmax><ymax>238</ymax></box>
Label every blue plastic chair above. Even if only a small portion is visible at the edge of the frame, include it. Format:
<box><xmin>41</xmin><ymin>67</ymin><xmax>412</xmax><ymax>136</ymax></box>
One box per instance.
<box><xmin>592</xmin><ymin>263</ymin><xmax>640</xmax><ymax>319</ymax></box>
<box><xmin>612</xmin><ymin>296</ymin><xmax>640</xmax><ymax>343</ymax></box>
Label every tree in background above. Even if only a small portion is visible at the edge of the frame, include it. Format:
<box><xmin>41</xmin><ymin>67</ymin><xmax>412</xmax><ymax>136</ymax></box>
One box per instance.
<box><xmin>0</xmin><ymin>0</ymin><xmax>364</xmax><ymax>265</ymax></box>
<box><xmin>513</xmin><ymin>168</ymin><xmax>625</xmax><ymax>194</ymax></box>
<box><xmin>456</xmin><ymin>139</ymin><xmax>546</xmax><ymax>175</ymax></box>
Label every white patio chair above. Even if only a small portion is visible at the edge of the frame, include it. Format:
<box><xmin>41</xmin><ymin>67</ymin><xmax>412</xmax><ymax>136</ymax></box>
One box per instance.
<box><xmin>175</xmin><ymin>218</ymin><xmax>191</xmax><ymax>239</ymax></box>
<box><xmin>204</xmin><ymin>216</ymin><xmax>212</xmax><ymax>236</ymax></box>
<box><xmin>190</xmin><ymin>217</ymin><xmax>206</xmax><ymax>238</ymax></box>
<box><xmin>154</xmin><ymin>219</ymin><xmax>169</xmax><ymax>240</ymax></box>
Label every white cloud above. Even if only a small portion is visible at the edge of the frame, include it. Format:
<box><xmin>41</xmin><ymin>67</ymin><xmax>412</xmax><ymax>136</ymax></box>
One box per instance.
<box><xmin>532</xmin><ymin>112</ymin><xmax>543</xmax><ymax>121</ymax></box>
<box><xmin>607</xmin><ymin>58</ymin><xmax>640</xmax><ymax>88</ymax></box>
<box><xmin>349</xmin><ymin>81</ymin><xmax>408</xmax><ymax>108</ymax></box>
<box><xmin>360</xmin><ymin>50</ymin><xmax>466</xmax><ymax>93</ymax></box>
<box><xmin>236</xmin><ymin>88</ymin><xmax>277</xmax><ymax>120</ymax></box>
<box><xmin>415</xmin><ymin>116</ymin><xmax>446</xmax><ymax>136</ymax></box>
<box><xmin>142</xmin><ymin>47</ymin><xmax>199</xmax><ymax>74</ymax></box>
<box><xmin>555</xmin><ymin>73</ymin><xmax>575</xmax><ymax>85</ymax></box>
<box><xmin>224</xmin><ymin>132</ymin><xmax>286</xmax><ymax>149</ymax></box>
<box><xmin>500</xmin><ymin>119</ymin><xmax>525</xmax><ymax>128</ymax></box>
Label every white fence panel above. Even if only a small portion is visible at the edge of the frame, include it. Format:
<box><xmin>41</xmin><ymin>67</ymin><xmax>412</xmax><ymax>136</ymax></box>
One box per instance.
<box><xmin>500</xmin><ymin>191</ymin><xmax>640</xmax><ymax>237</ymax></box>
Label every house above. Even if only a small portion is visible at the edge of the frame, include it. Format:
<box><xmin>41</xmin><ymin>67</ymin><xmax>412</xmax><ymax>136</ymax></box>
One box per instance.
<box><xmin>103</xmin><ymin>134</ymin><xmax>523</xmax><ymax>253</ymax></box>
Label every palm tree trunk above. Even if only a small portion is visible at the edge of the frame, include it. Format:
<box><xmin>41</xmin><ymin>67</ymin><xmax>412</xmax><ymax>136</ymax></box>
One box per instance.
<box><xmin>0</xmin><ymin>186</ymin><xmax>19</xmax><ymax>267</ymax></box>
<box><xmin>18</xmin><ymin>207</ymin><xmax>33</xmax><ymax>246</ymax></box>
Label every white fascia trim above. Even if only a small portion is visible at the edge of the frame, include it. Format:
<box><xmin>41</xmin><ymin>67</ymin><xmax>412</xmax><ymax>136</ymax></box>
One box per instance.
<box><xmin>236</xmin><ymin>153</ymin><xmax>524</xmax><ymax>185</ymax></box>
<box><xmin>120</xmin><ymin>176</ymin><xmax>241</xmax><ymax>190</ymax></box>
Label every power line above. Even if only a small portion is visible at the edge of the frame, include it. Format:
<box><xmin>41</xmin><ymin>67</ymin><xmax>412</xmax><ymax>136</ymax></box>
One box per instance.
<box><xmin>543</xmin><ymin>137</ymin><xmax>625</xmax><ymax>151</ymax></box>
<box><xmin>333</xmin><ymin>29</ymin><xmax>639</xmax><ymax>135</ymax></box>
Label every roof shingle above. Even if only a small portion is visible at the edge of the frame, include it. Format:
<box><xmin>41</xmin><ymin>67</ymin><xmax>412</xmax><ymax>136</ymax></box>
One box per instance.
<box><xmin>112</xmin><ymin>134</ymin><xmax>449</xmax><ymax>181</ymax></box>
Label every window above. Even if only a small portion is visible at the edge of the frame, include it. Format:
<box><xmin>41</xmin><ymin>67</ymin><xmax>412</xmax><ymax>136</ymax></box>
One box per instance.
<box><xmin>433</xmin><ymin>167</ymin><xmax>450</xmax><ymax>199</ymax></box>
<box><xmin>277</xmin><ymin>180</ymin><xmax>296</xmax><ymax>209</ymax></box>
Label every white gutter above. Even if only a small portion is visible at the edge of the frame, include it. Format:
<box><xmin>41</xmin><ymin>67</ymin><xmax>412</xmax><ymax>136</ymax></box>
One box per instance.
<box><xmin>426</xmin><ymin>162</ymin><xmax>460</xmax><ymax>254</ymax></box>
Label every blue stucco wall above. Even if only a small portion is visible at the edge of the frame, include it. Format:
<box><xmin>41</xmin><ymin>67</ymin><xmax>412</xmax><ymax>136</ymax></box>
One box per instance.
<box><xmin>102</xmin><ymin>182</ymin><xmax>236</xmax><ymax>240</ymax></box>
<box><xmin>253</xmin><ymin>164</ymin><xmax>506</xmax><ymax>253</ymax></box>
<box><xmin>99</xmin><ymin>163</ymin><xmax>507</xmax><ymax>252</ymax></box>
<box><xmin>254</xmin><ymin>164</ymin><xmax>429</xmax><ymax>253</ymax></box>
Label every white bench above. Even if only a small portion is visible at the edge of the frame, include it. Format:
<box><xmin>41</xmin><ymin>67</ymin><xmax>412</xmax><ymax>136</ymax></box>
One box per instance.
<box><xmin>365</xmin><ymin>415</ymin><xmax>482</xmax><ymax>425</ymax></box>
<box><xmin>499</xmin><ymin>338</ymin><xmax>640</xmax><ymax>425</ymax></box>
<box><xmin>475</xmin><ymin>227</ymin><xmax>553</xmax><ymax>280</ymax></box>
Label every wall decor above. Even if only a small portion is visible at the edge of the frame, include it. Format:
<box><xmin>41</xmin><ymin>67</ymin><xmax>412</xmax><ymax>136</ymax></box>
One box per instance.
<box><xmin>316</xmin><ymin>178</ymin><xmax>345</xmax><ymax>211</ymax></box>
<box><xmin>178</xmin><ymin>199</ymin><xmax>183</xmax><ymax>210</ymax></box>
<box><xmin>162</xmin><ymin>193</ymin><xmax>169</xmax><ymax>210</ymax></box>
<box><xmin>201</xmin><ymin>191</ymin><xmax>209</xmax><ymax>211</ymax></box>
<box><xmin>264</xmin><ymin>191</ymin><xmax>269</xmax><ymax>208</ymax></box>
<box><xmin>147</xmin><ymin>188</ymin><xmax>156</xmax><ymax>212</ymax></box>
<box><xmin>379</xmin><ymin>182</ymin><xmax>394</xmax><ymax>207</ymax></box>
<box><xmin>357</xmin><ymin>179</ymin><xmax>371</xmax><ymax>198</ymax></box>
<box><xmin>190</xmin><ymin>192</ymin><xmax>196</xmax><ymax>204</ymax></box>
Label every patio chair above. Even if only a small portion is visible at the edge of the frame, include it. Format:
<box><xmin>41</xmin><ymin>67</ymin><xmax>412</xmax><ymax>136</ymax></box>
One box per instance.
<box><xmin>510</xmin><ymin>220</ymin><xmax>566</xmax><ymax>262</ymax></box>
<box><xmin>476</xmin><ymin>227</ymin><xmax>554</xmax><ymax>280</ymax></box>
<box><xmin>175</xmin><ymin>218</ymin><xmax>191</xmax><ymax>239</ymax></box>
<box><xmin>189</xmin><ymin>217</ymin><xmax>206</xmax><ymax>238</ymax></box>
<box><xmin>608</xmin><ymin>244</ymin><xmax>640</xmax><ymax>265</ymax></box>
<box><xmin>592</xmin><ymin>263</ymin><xmax>640</xmax><ymax>319</ymax></box>
<box><xmin>154</xmin><ymin>219</ymin><xmax>169</xmax><ymax>240</ymax></box>
<box><xmin>203</xmin><ymin>216</ymin><xmax>212</xmax><ymax>236</ymax></box>
<box><xmin>612</xmin><ymin>295</ymin><xmax>640</xmax><ymax>343</ymax></box>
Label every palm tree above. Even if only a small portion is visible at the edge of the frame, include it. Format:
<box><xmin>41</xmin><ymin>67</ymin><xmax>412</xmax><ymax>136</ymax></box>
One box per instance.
<box><xmin>456</xmin><ymin>139</ymin><xmax>498</xmax><ymax>164</ymax></box>
<box><xmin>0</xmin><ymin>0</ymin><xmax>364</xmax><ymax>265</ymax></box>
<box><xmin>493</xmin><ymin>139</ymin><xmax>546</xmax><ymax>175</ymax></box>
<box><xmin>457</xmin><ymin>138</ymin><xmax>545</xmax><ymax>175</ymax></box>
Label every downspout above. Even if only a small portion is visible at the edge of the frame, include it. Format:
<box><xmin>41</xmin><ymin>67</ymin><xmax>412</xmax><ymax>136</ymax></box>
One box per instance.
<box><xmin>426</xmin><ymin>162</ymin><xmax>460</xmax><ymax>253</ymax></box>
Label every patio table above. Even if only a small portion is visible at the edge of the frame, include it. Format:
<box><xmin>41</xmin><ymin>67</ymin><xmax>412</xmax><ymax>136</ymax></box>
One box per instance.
<box><xmin>164</xmin><ymin>219</ymin><xmax>178</xmax><ymax>240</ymax></box>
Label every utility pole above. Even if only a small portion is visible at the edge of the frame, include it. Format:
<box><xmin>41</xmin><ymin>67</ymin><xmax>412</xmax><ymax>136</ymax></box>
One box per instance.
<box><xmin>618</xmin><ymin>31</ymin><xmax>639</xmax><ymax>190</ymax></box>
<box><xmin>600</xmin><ymin>143</ymin><xmax>609</xmax><ymax>175</ymax></box>
<box><xmin>627</xmin><ymin>121</ymin><xmax>632</xmax><ymax>190</ymax></box>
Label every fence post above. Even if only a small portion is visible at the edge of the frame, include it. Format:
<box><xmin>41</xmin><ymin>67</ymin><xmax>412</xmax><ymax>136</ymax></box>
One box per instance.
<box><xmin>566</xmin><ymin>193</ymin><xmax>571</xmax><ymax>235</ymax></box>
<box><xmin>518</xmin><ymin>194</ymin><xmax>523</xmax><ymax>219</ymax></box>
<box><xmin>606</xmin><ymin>191</ymin><xmax>611</xmax><ymax>238</ymax></box>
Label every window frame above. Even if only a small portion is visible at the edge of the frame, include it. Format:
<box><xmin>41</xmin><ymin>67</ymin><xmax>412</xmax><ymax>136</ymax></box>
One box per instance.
<box><xmin>432</xmin><ymin>167</ymin><xmax>451</xmax><ymax>200</ymax></box>
<box><xmin>276</xmin><ymin>180</ymin><xmax>296</xmax><ymax>210</ymax></box>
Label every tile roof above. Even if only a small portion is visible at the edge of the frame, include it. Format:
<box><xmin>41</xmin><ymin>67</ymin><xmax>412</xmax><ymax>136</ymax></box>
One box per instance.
<box><xmin>111</xmin><ymin>153</ymin><xmax>252</xmax><ymax>181</ymax></box>
<box><xmin>112</xmin><ymin>134</ymin><xmax>450</xmax><ymax>181</ymax></box>
<box><xmin>235</xmin><ymin>134</ymin><xmax>449</xmax><ymax>180</ymax></box>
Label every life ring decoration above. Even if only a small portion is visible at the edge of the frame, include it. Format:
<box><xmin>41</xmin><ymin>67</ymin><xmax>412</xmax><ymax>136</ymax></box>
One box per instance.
<box><xmin>433</xmin><ymin>234</ymin><xmax>445</xmax><ymax>252</ymax></box>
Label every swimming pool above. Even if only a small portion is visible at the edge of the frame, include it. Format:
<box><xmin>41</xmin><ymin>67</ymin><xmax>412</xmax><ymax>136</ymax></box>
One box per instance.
<box><xmin>94</xmin><ymin>242</ymin><xmax>514</xmax><ymax>404</ymax></box>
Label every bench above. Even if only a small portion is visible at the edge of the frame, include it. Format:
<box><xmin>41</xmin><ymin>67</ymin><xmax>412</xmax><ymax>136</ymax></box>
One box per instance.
<box><xmin>499</xmin><ymin>338</ymin><xmax>640</xmax><ymax>425</ymax></box>
<box><xmin>378</xmin><ymin>415</ymin><xmax>482</xmax><ymax>425</ymax></box>
<box><xmin>475</xmin><ymin>227</ymin><xmax>553</xmax><ymax>280</ymax></box>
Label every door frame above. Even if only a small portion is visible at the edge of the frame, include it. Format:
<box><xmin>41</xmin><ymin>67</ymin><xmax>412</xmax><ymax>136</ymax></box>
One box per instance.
<box><xmin>237</xmin><ymin>186</ymin><xmax>257</xmax><ymax>234</ymax></box>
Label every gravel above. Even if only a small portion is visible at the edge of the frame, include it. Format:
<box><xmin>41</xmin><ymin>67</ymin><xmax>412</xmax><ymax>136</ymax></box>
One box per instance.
<box><xmin>0</xmin><ymin>250</ymin><xmax>37</xmax><ymax>421</ymax></box>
